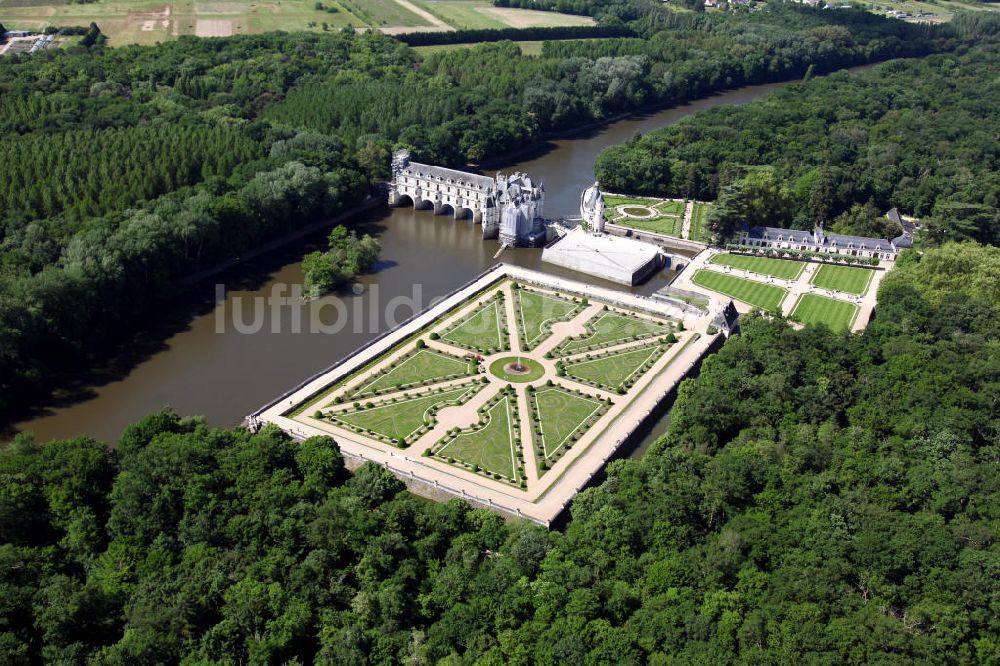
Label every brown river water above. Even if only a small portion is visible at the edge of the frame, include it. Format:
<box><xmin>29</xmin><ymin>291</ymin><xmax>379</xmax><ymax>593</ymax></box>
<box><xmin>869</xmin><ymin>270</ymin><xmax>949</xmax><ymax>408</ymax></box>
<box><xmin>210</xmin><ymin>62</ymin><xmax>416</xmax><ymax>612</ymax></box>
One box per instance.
<box><xmin>9</xmin><ymin>76</ymin><xmax>841</xmax><ymax>446</ymax></box>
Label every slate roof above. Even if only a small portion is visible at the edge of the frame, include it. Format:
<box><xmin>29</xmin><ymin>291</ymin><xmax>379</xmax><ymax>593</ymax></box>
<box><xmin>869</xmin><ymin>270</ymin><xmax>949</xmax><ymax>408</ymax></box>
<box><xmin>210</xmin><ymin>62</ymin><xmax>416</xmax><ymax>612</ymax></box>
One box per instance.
<box><xmin>746</xmin><ymin>226</ymin><xmax>896</xmax><ymax>252</ymax></box>
<box><xmin>827</xmin><ymin>233</ymin><xmax>895</xmax><ymax>252</ymax></box>
<box><xmin>403</xmin><ymin>162</ymin><xmax>495</xmax><ymax>190</ymax></box>
<box><xmin>746</xmin><ymin>227</ymin><xmax>815</xmax><ymax>244</ymax></box>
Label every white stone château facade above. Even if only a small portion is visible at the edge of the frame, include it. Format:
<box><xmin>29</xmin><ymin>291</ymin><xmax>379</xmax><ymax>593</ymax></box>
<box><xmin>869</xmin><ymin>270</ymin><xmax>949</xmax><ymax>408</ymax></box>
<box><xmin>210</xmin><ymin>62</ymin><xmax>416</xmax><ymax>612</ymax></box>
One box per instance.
<box><xmin>737</xmin><ymin>222</ymin><xmax>900</xmax><ymax>261</ymax></box>
<box><xmin>388</xmin><ymin>150</ymin><xmax>546</xmax><ymax>245</ymax></box>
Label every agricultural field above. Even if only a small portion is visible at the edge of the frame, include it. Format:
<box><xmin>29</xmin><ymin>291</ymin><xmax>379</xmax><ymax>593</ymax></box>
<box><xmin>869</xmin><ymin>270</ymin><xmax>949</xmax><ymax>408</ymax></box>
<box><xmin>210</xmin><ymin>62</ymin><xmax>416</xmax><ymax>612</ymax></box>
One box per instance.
<box><xmin>338</xmin><ymin>0</ymin><xmax>432</xmax><ymax>28</ymax></box>
<box><xmin>412</xmin><ymin>1</ymin><xmax>593</xmax><ymax>29</ymax></box>
<box><xmin>691</xmin><ymin>269</ymin><xmax>788</xmax><ymax>312</ymax></box>
<box><xmin>413</xmin><ymin>39</ymin><xmax>544</xmax><ymax>55</ymax></box>
<box><xmin>812</xmin><ymin>264</ymin><xmax>875</xmax><ymax>295</ymax></box>
<box><xmin>0</xmin><ymin>0</ymin><xmax>590</xmax><ymax>45</ymax></box>
<box><xmin>514</xmin><ymin>287</ymin><xmax>582</xmax><ymax>350</ymax></box>
<box><xmin>790</xmin><ymin>293</ymin><xmax>859</xmax><ymax>331</ymax></box>
<box><xmin>0</xmin><ymin>0</ymin><xmax>364</xmax><ymax>46</ymax></box>
<box><xmin>558</xmin><ymin>310</ymin><xmax>671</xmax><ymax>355</ymax></box>
<box><xmin>709</xmin><ymin>253</ymin><xmax>806</xmax><ymax>280</ymax></box>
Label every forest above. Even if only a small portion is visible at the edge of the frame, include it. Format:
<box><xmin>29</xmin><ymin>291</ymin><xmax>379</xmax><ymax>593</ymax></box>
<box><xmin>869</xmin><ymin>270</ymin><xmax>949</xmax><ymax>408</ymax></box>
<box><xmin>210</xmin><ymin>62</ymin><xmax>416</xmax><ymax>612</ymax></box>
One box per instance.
<box><xmin>2</xmin><ymin>241</ymin><xmax>996</xmax><ymax>663</ymax></box>
<box><xmin>595</xmin><ymin>30</ymin><xmax>1000</xmax><ymax>243</ymax></box>
<box><xmin>0</xmin><ymin>6</ymin><xmax>948</xmax><ymax>420</ymax></box>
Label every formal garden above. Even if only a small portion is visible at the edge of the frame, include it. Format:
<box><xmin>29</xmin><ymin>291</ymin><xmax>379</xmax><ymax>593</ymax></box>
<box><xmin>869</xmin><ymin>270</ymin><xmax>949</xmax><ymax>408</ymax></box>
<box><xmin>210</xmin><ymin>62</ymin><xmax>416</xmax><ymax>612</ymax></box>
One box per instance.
<box><xmin>602</xmin><ymin>194</ymin><xmax>686</xmax><ymax>237</ymax></box>
<box><xmin>691</xmin><ymin>269</ymin><xmax>789</xmax><ymax>312</ymax></box>
<box><xmin>708</xmin><ymin>253</ymin><xmax>806</xmax><ymax>280</ymax></box>
<box><xmin>512</xmin><ymin>284</ymin><xmax>584</xmax><ymax>350</ymax></box>
<box><xmin>528</xmin><ymin>384</ymin><xmax>610</xmax><ymax>474</ymax></box>
<box><xmin>789</xmin><ymin>293</ymin><xmax>860</xmax><ymax>331</ymax></box>
<box><xmin>291</xmin><ymin>276</ymin><xmax>692</xmax><ymax>495</ymax></box>
<box><xmin>811</xmin><ymin>264</ymin><xmax>875</xmax><ymax>295</ymax></box>
<box><xmin>439</xmin><ymin>291</ymin><xmax>510</xmax><ymax>353</ymax></box>
<box><xmin>560</xmin><ymin>341</ymin><xmax>672</xmax><ymax>393</ymax></box>
<box><xmin>325</xmin><ymin>380</ymin><xmax>487</xmax><ymax>446</ymax></box>
<box><xmin>554</xmin><ymin>309</ymin><xmax>672</xmax><ymax>356</ymax></box>
<box><xmin>430</xmin><ymin>389</ymin><xmax>525</xmax><ymax>486</ymax></box>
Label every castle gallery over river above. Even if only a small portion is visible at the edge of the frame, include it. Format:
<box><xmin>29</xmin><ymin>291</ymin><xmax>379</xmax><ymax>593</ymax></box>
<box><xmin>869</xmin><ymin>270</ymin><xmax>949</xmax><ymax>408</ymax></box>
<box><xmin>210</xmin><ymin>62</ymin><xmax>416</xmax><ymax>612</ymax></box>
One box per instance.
<box><xmin>387</xmin><ymin>151</ymin><xmax>664</xmax><ymax>285</ymax></box>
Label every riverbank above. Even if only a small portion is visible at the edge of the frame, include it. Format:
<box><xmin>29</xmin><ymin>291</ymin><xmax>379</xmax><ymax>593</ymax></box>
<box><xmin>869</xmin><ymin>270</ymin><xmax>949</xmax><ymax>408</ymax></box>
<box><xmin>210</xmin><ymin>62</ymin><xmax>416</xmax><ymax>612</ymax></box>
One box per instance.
<box><xmin>475</xmin><ymin>59</ymin><xmax>881</xmax><ymax>169</ymax></box>
<box><xmin>5</xmin><ymin>72</ymin><xmax>876</xmax><ymax>445</ymax></box>
<box><xmin>181</xmin><ymin>196</ymin><xmax>385</xmax><ymax>288</ymax></box>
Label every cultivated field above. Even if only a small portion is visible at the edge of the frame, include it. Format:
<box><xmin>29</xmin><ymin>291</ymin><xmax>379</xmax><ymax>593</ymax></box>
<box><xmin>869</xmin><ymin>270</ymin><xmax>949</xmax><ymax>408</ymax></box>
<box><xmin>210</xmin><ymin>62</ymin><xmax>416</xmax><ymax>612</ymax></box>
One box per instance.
<box><xmin>414</xmin><ymin>37</ymin><xmax>595</xmax><ymax>56</ymax></box>
<box><xmin>709</xmin><ymin>253</ymin><xmax>806</xmax><ymax>280</ymax></box>
<box><xmin>691</xmin><ymin>269</ymin><xmax>788</xmax><ymax>312</ymax></box>
<box><xmin>790</xmin><ymin>293</ymin><xmax>859</xmax><ymax>331</ymax></box>
<box><xmin>811</xmin><ymin>264</ymin><xmax>875</xmax><ymax>295</ymax></box>
<box><xmin>0</xmin><ymin>0</ymin><xmax>590</xmax><ymax>45</ymax></box>
<box><xmin>0</xmin><ymin>0</ymin><xmax>364</xmax><ymax>46</ymax></box>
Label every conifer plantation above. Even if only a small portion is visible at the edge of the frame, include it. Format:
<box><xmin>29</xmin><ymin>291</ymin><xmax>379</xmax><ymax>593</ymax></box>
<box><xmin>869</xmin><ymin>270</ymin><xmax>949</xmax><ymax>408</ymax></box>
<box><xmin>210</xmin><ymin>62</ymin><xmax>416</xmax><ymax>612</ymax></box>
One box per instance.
<box><xmin>2</xmin><ymin>5</ymin><xmax>999</xmax><ymax>663</ymax></box>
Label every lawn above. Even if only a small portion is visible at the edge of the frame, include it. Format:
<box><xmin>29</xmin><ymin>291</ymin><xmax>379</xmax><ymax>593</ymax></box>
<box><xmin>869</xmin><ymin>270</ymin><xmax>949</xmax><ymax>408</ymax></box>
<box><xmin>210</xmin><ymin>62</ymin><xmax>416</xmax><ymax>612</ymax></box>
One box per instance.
<box><xmin>604</xmin><ymin>194</ymin><xmax>659</xmax><ymax>208</ymax></box>
<box><xmin>811</xmin><ymin>264</ymin><xmax>875</xmax><ymax>295</ymax></box>
<box><xmin>690</xmin><ymin>202</ymin><xmax>713</xmax><ymax>242</ymax></box>
<box><xmin>563</xmin><ymin>344</ymin><xmax>666</xmax><ymax>391</ymax></box>
<box><xmin>440</xmin><ymin>297</ymin><xmax>507</xmax><ymax>353</ymax></box>
<box><xmin>352</xmin><ymin>348</ymin><xmax>474</xmax><ymax>397</ymax></box>
<box><xmin>531</xmin><ymin>386</ymin><xmax>606</xmax><ymax>461</ymax></box>
<box><xmin>691</xmin><ymin>270</ymin><xmax>788</xmax><ymax>312</ymax></box>
<box><xmin>790</xmin><ymin>294</ymin><xmax>859</xmax><ymax>331</ymax></box>
<box><xmin>515</xmin><ymin>288</ymin><xmax>581</xmax><ymax>350</ymax></box>
<box><xmin>610</xmin><ymin>214</ymin><xmax>683</xmax><ymax>237</ymax></box>
<box><xmin>559</xmin><ymin>311</ymin><xmax>670</xmax><ymax>355</ymax></box>
<box><xmin>435</xmin><ymin>392</ymin><xmax>520</xmax><ymax>481</ymax></box>
<box><xmin>709</xmin><ymin>253</ymin><xmax>806</xmax><ymax>280</ymax></box>
<box><xmin>329</xmin><ymin>382</ymin><xmax>483</xmax><ymax>444</ymax></box>
<box><xmin>603</xmin><ymin>195</ymin><xmax>686</xmax><ymax>238</ymax></box>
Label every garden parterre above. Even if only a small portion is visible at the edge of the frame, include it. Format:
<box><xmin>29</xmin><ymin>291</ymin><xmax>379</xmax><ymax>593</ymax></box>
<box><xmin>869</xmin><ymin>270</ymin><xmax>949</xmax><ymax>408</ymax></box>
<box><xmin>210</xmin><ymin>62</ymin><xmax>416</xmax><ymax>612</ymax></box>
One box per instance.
<box><xmin>275</xmin><ymin>268</ymin><xmax>711</xmax><ymax>512</ymax></box>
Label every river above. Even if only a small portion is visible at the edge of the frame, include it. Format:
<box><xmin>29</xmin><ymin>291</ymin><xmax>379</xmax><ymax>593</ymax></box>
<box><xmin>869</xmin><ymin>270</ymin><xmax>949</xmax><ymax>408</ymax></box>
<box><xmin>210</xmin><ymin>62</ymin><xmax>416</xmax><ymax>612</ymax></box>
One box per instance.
<box><xmin>9</xmin><ymin>76</ymin><xmax>826</xmax><ymax>445</ymax></box>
